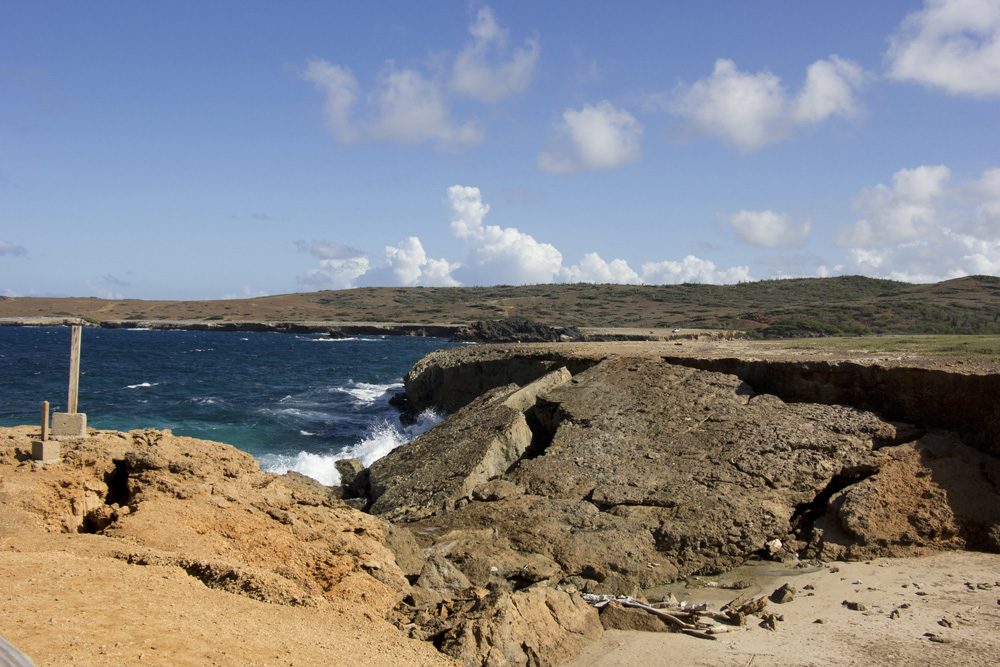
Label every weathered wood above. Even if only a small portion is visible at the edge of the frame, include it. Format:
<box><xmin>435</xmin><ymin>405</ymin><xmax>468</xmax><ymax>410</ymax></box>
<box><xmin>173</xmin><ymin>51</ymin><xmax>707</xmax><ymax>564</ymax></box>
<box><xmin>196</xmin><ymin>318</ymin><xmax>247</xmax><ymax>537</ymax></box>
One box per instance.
<box><xmin>41</xmin><ymin>401</ymin><xmax>49</xmax><ymax>441</ymax></box>
<box><xmin>67</xmin><ymin>325</ymin><xmax>81</xmax><ymax>413</ymax></box>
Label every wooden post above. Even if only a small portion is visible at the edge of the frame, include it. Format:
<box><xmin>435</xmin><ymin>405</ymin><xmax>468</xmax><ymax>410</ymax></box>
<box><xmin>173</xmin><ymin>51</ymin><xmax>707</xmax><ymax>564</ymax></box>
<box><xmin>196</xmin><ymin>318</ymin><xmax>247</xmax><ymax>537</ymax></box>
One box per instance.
<box><xmin>41</xmin><ymin>401</ymin><xmax>49</xmax><ymax>441</ymax></box>
<box><xmin>68</xmin><ymin>325</ymin><xmax>81</xmax><ymax>414</ymax></box>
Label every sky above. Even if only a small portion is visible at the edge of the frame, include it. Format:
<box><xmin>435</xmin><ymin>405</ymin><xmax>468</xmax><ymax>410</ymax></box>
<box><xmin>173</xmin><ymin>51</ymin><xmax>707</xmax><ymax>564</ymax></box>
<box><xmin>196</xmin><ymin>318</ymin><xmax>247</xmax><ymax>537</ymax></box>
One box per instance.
<box><xmin>2</xmin><ymin>0</ymin><xmax>1000</xmax><ymax>300</ymax></box>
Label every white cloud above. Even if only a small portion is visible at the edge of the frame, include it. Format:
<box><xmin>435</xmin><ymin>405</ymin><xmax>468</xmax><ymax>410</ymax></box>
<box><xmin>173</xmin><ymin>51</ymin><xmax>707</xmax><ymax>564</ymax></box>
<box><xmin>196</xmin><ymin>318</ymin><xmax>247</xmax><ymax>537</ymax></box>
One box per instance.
<box><xmin>378</xmin><ymin>236</ymin><xmax>460</xmax><ymax>287</ymax></box>
<box><xmin>296</xmin><ymin>186</ymin><xmax>755</xmax><ymax>289</ymax></box>
<box><xmin>886</xmin><ymin>0</ymin><xmax>1000</xmax><ymax>98</ymax></box>
<box><xmin>303</xmin><ymin>59</ymin><xmax>483</xmax><ymax>151</ymax></box>
<box><xmin>296</xmin><ymin>239</ymin><xmax>366</xmax><ymax>260</ymax></box>
<box><xmin>792</xmin><ymin>56</ymin><xmax>868</xmax><ymax>124</ymax></box>
<box><xmin>0</xmin><ymin>239</ymin><xmax>27</xmax><ymax>257</ymax></box>
<box><xmin>838</xmin><ymin>165</ymin><xmax>1000</xmax><ymax>282</ymax></box>
<box><xmin>447</xmin><ymin>185</ymin><xmax>563</xmax><ymax>284</ymax></box>
<box><xmin>667</xmin><ymin>56</ymin><xmax>869</xmax><ymax>152</ymax></box>
<box><xmin>450</xmin><ymin>6</ymin><xmax>539</xmax><ymax>103</ymax></box>
<box><xmin>303</xmin><ymin>6</ymin><xmax>535</xmax><ymax>151</ymax></box>
<box><xmin>727</xmin><ymin>209</ymin><xmax>812</xmax><ymax>249</ymax></box>
<box><xmin>641</xmin><ymin>255</ymin><xmax>753</xmax><ymax>284</ymax></box>
<box><xmin>301</xmin><ymin>60</ymin><xmax>362</xmax><ymax>143</ymax></box>
<box><xmin>538</xmin><ymin>101</ymin><xmax>642</xmax><ymax>174</ymax></box>
<box><xmin>369</xmin><ymin>64</ymin><xmax>484</xmax><ymax>149</ymax></box>
<box><xmin>560</xmin><ymin>252</ymin><xmax>642</xmax><ymax>284</ymax></box>
<box><xmin>297</xmin><ymin>256</ymin><xmax>372</xmax><ymax>290</ymax></box>
<box><xmin>838</xmin><ymin>165</ymin><xmax>952</xmax><ymax>247</ymax></box>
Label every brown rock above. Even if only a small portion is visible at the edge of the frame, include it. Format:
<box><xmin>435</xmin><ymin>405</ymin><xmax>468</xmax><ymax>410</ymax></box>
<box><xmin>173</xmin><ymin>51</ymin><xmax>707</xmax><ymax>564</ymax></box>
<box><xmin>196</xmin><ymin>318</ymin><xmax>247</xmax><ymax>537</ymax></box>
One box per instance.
<box><xmin>439</xmin><ymin>587</ymin><xmax>602</xmax><ymax>667</ymax></box>
<box><xmin>598</xmin><ymin>601</ymin><xmax>673</xmax><ymax>632</ymax></box>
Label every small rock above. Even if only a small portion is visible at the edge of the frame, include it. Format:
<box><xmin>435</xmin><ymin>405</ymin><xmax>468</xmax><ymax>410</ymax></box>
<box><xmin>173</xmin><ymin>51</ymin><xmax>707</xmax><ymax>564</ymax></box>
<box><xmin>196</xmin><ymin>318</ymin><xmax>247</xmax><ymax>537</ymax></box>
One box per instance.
<box><xmin>769</xmin><ymin>583</ymin><xmax>796</xmax><ymax>604</ymax></box>
<box><xmin>842</xmin><ymin>600</ymin><xmax>867</xmax><ymax>612</ymax></box>
<box><xmin>813</xmin><ymin>618</ymin><xmax>828</xmax><ymax>624</ymax></box>
<box><xmin>759</xmin><ymin>612</ymin><xmax>780</xmax><ymax>631</ymax></box>
<box><xmin>938</xmin><ymin>618</ymin><xmax>953</xmax><ymax>628</ymax></box>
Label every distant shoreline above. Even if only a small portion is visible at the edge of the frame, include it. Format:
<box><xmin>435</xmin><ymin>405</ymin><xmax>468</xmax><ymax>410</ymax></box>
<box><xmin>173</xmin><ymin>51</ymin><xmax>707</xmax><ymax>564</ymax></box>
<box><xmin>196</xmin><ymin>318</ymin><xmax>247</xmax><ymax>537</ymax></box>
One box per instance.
<box><xmin>0</xmin><ymin>317</ymin><xmax>462</xmax><ymax>338</ymax></box>
<box><xmin>0</xmin><ymin>317</ymin><xmax>737</xmax><ymax>342</ymax></box>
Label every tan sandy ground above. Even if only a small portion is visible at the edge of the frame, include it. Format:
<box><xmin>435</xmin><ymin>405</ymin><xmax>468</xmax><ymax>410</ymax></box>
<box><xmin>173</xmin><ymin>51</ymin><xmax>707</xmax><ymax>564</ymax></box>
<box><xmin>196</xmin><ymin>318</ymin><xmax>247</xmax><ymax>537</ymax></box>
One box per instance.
<box><xmin>0</xmin><ymin>424</ymin><xmax>456</xmax><ymax>667</ymax></box>
<box><xmin>567</xmin><ymin>552</ymin><xmax>1000</xmax><ymax>667</ymax></box>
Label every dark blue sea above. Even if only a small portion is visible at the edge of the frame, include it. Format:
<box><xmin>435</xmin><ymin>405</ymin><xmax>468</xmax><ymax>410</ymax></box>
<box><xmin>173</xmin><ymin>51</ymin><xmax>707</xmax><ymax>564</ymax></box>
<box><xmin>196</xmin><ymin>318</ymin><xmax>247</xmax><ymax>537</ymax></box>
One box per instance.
<box><xmin>0</xmin><ymin>326</ymin><xmax>456</xmax><ymax>485</ymax></box>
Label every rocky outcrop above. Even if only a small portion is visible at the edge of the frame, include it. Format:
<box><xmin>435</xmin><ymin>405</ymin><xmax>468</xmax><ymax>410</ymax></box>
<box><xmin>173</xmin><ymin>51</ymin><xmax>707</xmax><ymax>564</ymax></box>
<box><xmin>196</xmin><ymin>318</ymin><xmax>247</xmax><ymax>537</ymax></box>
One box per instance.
<box><xmin>96</xmin><ymin>319</ymin><xmax>461</xmax><ymax>337</ymax></box>
<box><xmin>0</xmin><ymin>427</ymin><xmax>412</xmax><ymax>615</ymax></box>
<box><xmin>451</xmin><ymin>319</ymin><xmax>583</xmax><ymax>344</ymax></box>
<box><xmin>375</xmin><ymin>355</ymin><xmax>950</xmax><ymax>598</ymax></box>
<box><xmin>368</xmin><ymin>368</ymin><xmax>572</xmax><ymax>522</ymax></box>
<box><xmin>661</xmin><ymin>356</ymin><xmax>1000</xmax><ymax>459</ymax></box>
<box><xmin>403</xmin><ymin>345</ymin><xmax>601</xmax><ymax>413</ymax></box>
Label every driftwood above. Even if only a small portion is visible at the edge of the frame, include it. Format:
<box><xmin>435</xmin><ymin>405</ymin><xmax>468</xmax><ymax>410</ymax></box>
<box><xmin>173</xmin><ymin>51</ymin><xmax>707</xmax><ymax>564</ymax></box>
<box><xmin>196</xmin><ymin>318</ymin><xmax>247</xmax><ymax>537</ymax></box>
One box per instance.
<box><xmin>582</xmin><ymin>594</ymin><xmax>754</xmax><ymax>640</ymax></box>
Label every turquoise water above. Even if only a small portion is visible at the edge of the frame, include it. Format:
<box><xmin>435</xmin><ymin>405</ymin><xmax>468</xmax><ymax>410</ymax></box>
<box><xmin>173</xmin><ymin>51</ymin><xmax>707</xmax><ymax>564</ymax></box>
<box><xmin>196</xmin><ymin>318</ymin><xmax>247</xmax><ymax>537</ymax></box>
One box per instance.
<box><xmin>0</xmin><ymin>326</ymin><xmax>455</xmax><ymax>484</ymax></box>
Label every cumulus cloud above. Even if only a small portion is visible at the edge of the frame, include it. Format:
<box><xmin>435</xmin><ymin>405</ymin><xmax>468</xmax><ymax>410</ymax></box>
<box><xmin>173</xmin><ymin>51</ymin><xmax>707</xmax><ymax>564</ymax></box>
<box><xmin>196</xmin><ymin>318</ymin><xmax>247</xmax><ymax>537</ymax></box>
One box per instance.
<box><xmin>641</xmin><ymin>256</ymin><xmax>752</xmax><ymax>285</ymax></box>
<box><xmin>560</xmin><ymin>252</ymin><xmax>642</xmax><ymax>284</ymax></box>
<box><xmin>361</xmin><ymin>236</ymin><xmax>460</xmax><ymax>287</ymax></box>
<box><xmin>727</xmin><ymin>209</ymin><xmax>812</xmax><ymax>249</ymax></box>
<box><xmin>667</xmin><ymin>56</ymin><xmax>869</xmax><ymax>152</ymax></box>
<box><xmin>0</xmin><ymin>239</ymin><xmax>27</xmax><ymax>257</ymax></box>
<box><xmin>303</xmin><ymin>6</ymin><xmax>535</xmax><ymax>151</ymax></box>
<box><xmin>450</xmin><ymin>6</ymin><xmax>540</xmax><ymax>103</ymax></box>
<box><xmin>837</xmin><ymin>165</ymin><xmax>952</xmax><ymax>247</ymax></box>
<box><xmin>303</xmin><ymin>60</ymin><xmax>483</xmax><ymax>151</ymax></box>
<box><xmin>538</xmin><ymin>101</ymin><xmax>643</xmax><ymax>174</ymax></box>
<box><xmin>296</xmin><ymin>240</ymin><xmax>371</xmax><ymax>290</ymax></box>
<box><xmin>838</xmin><ymin>165</ymin><xmax>1000</xmax><ymax>282</ymax></box>
<box><xmin>886</xmin><ymin>0</ymin><xmax>1000</xmax><ymax>98</ymax></box>
<box><xmin>446</xmin><ymin>185</ymin><xmax>564</xmax><ymax>284</ymax></box>
<box><xmin>296</xmin><ymin>186</ymin><xmax>753</xmax><ymax>289</ymax></box>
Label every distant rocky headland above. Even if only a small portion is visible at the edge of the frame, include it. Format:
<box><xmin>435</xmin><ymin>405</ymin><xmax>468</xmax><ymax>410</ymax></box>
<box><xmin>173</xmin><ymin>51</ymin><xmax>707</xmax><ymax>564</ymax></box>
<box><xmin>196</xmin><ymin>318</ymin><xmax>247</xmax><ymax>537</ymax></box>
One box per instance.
<box><xmin>0</xmin><ymin>315</ymin><xmax>745</xmax><ymax>344</ymax></box>
<box><xmin>3</xmin><ymin>338</ymin><xmax>999</xmax><ymax>666</ymax></box>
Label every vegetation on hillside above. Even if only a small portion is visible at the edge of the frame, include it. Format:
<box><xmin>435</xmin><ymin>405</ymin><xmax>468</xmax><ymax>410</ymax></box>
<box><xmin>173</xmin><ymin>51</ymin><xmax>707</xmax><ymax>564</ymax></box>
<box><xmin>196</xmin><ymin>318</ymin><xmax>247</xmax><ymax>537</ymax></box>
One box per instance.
<box><xmin>2</xmin><ymin>275</ymin><xmax>999</xmax><ymax>338</ymax></box>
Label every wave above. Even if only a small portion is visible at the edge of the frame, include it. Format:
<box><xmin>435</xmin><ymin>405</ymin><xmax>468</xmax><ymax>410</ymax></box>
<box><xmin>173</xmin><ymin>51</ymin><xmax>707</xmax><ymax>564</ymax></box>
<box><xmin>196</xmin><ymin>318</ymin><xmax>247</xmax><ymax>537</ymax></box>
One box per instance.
<box><xmin>339</xmin><ymin>381</ymin><xmax>401</xmax><ymax>406</ymax></box>
<box><xmin>260</xmin><ymin>408</ymin><xmax>444</xmax><ymax>487</ymax></box>
<box><xmin>126</xmin><ymin>382</ymin><xmax>159</xmax><ymax>389</ymax></box>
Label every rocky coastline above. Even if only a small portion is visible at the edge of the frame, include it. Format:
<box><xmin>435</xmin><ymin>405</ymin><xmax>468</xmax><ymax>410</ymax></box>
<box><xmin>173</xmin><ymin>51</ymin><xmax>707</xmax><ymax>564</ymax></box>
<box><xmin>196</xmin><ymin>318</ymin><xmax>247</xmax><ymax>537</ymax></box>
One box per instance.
<box><xmin>2</xmin><ymin>339</ymin><xmax>1000</xmax><ymax>666</ymax></box>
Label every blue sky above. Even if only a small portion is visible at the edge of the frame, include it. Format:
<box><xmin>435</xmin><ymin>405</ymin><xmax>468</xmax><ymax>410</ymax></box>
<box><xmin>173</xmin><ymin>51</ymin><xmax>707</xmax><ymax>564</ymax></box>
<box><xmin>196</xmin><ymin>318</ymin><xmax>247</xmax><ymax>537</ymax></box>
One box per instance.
<box><xmin>2</xmin><ymin>0</ymin><xmax>999</xmax><ymax>300</ymax></box>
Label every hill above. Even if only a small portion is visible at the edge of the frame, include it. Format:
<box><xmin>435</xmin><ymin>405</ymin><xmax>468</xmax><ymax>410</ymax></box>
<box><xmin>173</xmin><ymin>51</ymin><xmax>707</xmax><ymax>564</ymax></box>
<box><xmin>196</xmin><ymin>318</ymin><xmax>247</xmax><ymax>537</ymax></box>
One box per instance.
<box><xmin>2</xmin><ymin>275</ymin><xmax>999</xmax><ymax>337</ymax></box>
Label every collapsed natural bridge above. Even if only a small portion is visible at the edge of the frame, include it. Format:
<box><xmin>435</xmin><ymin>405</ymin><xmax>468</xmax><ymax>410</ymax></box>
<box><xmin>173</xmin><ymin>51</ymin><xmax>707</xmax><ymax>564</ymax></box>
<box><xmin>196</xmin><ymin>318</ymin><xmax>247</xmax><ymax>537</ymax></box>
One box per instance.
<box><xmin>350</xmin><ymin>340</ymin><xmax>1000</xmax><ymax>663</ymax></box>
<box><xmin>3</xmin><ymin>339</ymin><xmax>1000</xmax><ymax>667</ymax></box>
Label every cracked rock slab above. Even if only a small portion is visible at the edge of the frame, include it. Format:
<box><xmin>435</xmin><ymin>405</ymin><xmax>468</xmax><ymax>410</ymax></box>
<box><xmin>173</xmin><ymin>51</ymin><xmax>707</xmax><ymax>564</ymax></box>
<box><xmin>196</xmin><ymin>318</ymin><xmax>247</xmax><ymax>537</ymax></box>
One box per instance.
<box><xmin>381</xmin><ymin>356</ymin><xmax>899</xmax><ymax>593</ymax></box>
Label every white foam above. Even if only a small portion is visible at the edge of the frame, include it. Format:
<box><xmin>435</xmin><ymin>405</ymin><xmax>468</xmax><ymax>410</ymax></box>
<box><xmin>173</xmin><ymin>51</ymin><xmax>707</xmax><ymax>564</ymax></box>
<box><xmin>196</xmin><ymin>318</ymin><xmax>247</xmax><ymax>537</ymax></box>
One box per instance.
<box><xmin>260</xmin><ymin>451</ymin><xmax>342</xmax><ymax>486</ymax></box>
<box><xmin>260</xmin><ymin>408</ymin><xmax>444</xmax><ymax>487</ymax></box>
<box><xmin>339</xmin><ymin>381</ymin><xmax>400</xmax><ymax>405</ymax></box>
<box><xmin>126</xmin><ymin>382</ymin><xmax>157</xmax><ymax>389</ymax></box>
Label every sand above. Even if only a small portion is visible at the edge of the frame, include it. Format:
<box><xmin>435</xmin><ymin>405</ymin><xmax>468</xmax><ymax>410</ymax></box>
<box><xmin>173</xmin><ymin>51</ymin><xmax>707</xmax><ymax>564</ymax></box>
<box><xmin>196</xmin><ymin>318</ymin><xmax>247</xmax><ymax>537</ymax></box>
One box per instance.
<box><xmin>567</xmin><ymin>551</ymin><xmax>1000</xmax><ymax>667</ymax></box>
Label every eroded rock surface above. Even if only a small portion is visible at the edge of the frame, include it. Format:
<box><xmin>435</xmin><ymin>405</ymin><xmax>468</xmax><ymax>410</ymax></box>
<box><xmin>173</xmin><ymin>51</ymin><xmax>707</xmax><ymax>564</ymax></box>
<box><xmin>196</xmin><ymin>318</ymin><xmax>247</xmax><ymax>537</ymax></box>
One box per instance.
<box><xmin>375</xmin><ymin>349</ymin><xmax>1000</xmax><ymax>621</ymax></box>
<box><xmin>374</xmin><ymin>356</ymin><xmax>906</xmax><ymax>593</ymax></box>
<box><xmin>0</xmin><ymin>426</ymin><xmax>454</xmax><ymax>667</ymax></box>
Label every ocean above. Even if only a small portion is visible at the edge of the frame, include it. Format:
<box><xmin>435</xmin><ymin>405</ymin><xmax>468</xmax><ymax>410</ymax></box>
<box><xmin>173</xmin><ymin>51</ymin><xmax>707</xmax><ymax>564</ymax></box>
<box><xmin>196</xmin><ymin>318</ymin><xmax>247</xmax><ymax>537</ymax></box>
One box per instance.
<box><xmin>0</xmin><ymin>326</ymin><xmax>457</xmax><ymax>485</ymax></box>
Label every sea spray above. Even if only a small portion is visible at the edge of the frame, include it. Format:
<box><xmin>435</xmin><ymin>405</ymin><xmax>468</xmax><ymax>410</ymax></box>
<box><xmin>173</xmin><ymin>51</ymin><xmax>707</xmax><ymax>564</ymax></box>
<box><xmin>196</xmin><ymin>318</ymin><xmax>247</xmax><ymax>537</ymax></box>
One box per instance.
<box><xmin>259</xmin><ymin>407</ymin><xmax>444</xmax><ymax>486</ymax></box>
